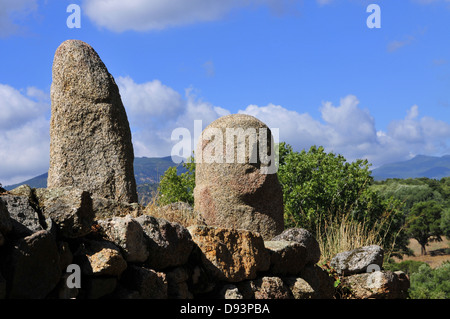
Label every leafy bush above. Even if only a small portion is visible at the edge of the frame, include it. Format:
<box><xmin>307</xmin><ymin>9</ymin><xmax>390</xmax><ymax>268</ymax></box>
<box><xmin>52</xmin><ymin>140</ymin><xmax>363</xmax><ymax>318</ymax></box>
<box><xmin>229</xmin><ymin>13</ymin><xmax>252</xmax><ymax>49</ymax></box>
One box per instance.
<box><xmin>384</xmin><ymin>260</ymin><xmax>428</xmax><ymax>276</ymax></box>
<box><xmin>157</xmin><ymin>159</ymin><xmax>195</xmax><ymax>206</ymax></box>
<box><xmin>277</xmin><ymin>142</ymin><xmax>407</xmax><ymax>257</ymax></box>
<box><xmin>409</xmin><ymin>262</ymin><xmax>450</xmax><ymax>299</ymax></box>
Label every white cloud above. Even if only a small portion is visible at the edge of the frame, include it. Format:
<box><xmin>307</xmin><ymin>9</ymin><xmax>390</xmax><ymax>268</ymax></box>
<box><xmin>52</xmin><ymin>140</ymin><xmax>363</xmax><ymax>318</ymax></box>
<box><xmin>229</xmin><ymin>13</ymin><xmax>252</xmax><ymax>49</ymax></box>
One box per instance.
<box><xmin>2</xmin><ymin>77</ymin><xmax>449</xmax><ymax>185</ymax></box>
<box><xmin>117</xmin><ymin>77</ymin><xmax>229</xmax><ymax>159</ymax></box>
<box><xmin>239</xmin><ymin>96</ymin><xmax>450</xmax><ymax>168</ymax></box>
<box><xmin>83</xmin><ymin>0</ymin><xmax>305</xmax><ymax>32</ymax></box>
<box><xmin>0</xmin><ymin>84</ymin><xmax>50</xmax><ymax>186</ymax></box>
<box><xmin>83</xmin><ymin>0</ymin><xmax>258</xmax><ymax>32</ymax></box>
<box><xmin>117</xmin><ymin>76</ymin><xmax>185</xmax><ymax>123</ymax></box>
<box><xmin>0</xmin><ymin>0</ymin><xmax>37</xmax><ymax>37</ymax></box>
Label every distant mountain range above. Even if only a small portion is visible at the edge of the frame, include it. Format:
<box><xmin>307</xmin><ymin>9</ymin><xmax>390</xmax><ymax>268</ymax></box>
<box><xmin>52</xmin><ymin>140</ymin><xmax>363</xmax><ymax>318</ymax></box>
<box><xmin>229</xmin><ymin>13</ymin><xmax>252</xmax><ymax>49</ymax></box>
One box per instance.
<box><xmin>4</xmin><ymin>155</ymin><xmax>187</xmax><ymax>192</ymax></box>
<box><xmin>371</xmin><ymin>155</ymin><xmax>450</xmax><ymax>181</ymax></box>
<box><xmin>5</xmin><ymin>154</ymin><xmax>450</xmax><ymax>194</ymax></box>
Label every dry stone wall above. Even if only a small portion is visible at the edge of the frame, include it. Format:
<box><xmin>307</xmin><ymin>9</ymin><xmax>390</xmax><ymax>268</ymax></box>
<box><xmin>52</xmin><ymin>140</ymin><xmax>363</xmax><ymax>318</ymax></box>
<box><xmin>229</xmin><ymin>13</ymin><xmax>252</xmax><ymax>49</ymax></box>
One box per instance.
<box><xmin>0</xmin><ymin>187</ymin><xmax>409</xmax><ymax>299</ymax></box>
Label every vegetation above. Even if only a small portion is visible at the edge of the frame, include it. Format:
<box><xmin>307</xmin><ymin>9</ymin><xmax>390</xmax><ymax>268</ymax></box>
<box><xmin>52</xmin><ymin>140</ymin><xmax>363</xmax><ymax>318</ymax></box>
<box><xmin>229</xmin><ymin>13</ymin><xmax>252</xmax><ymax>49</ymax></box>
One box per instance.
<box><xmin>157</xmin><ymin>157</ymin><xmax>195</xmax><ymax>206</ymax></box>
<box><xmin>277</xmin><ymin>143</ymin><xmax>407</xmax><ymax>259</ymax></box>
<box><xmin>156</xmin><ymin>143</ymin><xmax>450</xmax><ymax>300</ymax></box>
<box><xmin>408</xmin><ymin>262</ymin><xmax>450</xmax><ymax>299</ymax></box>
<box><xmin>406</xmin><ymin>201</ymin><xmax>443</xmax><ymax>255</ymax></box>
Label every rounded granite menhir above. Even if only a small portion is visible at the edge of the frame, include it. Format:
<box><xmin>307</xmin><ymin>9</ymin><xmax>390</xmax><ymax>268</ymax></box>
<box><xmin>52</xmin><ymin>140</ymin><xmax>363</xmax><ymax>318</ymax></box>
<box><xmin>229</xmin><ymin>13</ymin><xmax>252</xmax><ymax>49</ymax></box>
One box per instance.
<box><xmin>48</xmin><ymin>40</ymin><xmax>138</xmax><ymax>203</ymax></box>
<box><xmin>194</xmin><ymin>114</ymin><xmax>284</xmax><ymax>239</ymax></box>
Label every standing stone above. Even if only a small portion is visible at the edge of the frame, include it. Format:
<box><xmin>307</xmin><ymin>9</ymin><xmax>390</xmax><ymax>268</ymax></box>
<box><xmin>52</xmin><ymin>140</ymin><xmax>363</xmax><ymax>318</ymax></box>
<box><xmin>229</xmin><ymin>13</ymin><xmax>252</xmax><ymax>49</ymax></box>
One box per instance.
<box><xmin>48</xmin><ymin>39</ymin><xmax>137</xmax><ymax>203</ymax></box>
<box><xmin>194</xmin><ymin>114</ymin><xmax>284</xmax><ymax>239</ymax></box>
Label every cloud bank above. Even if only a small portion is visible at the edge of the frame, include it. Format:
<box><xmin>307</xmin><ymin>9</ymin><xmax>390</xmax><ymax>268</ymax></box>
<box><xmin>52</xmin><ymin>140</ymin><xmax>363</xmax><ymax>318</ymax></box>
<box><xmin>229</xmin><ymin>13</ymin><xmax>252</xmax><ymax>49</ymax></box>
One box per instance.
<box><xmin>0</xmin><ymin>84</ymin><xmax>49</xmax><ymax>186</ymax></box>
<box><xmin>2</xmin><ymin>78</ymin><xmax>450</xmax><ymax>186</ymax></box>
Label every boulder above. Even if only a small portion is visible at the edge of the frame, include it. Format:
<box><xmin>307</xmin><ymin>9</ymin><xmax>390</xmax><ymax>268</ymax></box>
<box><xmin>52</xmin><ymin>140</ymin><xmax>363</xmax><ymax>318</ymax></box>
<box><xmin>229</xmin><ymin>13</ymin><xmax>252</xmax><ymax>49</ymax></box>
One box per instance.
<box><xmin>188</xmin><ymin>225</ymin><xmax>270</xmax><ymax>282</ymax></box>
<box><xmin>119</xmin><ymin>265</ymin><xmax>168</xmax><ymax>299</ymax></box>
<box><xmin>331</xmin><ymin>245</ymin><xmax>384</xmax><ymax>276</ymax></box>
<box><xmin>35</xmin><ymin>187</ymin><xmax>94</xmax><ymax>238</ymax></box>
<box><xmin>1</xmin><ymin>194</ymin><xmax>44</xmax><ymax>237</ymax></box>
<box><xmin>97</xmin><ymin>215</ymin><xmax>148</xmax><ymax>263</ymax></box>
<box><xmin>264</xmin><ymin>240</ymin><xmax>308</xmax><ymax>276</ymax></box>
<box><xmin>48</xmin><ymin>39</ymin><xmax>137</xmax><ymax>203</ymax></box>
<box><xmin>194</xmin><ymin>114</ymin><xmax>284</xmax><ymax>239</ymax></box>
<box><xmin>92</xmin><ymin>196</ymin><xmax>141</xmax><ymax>220</ymax></box>
<box><xmin>341</xmin><ymin>270</ymin><xmax>410</xmax><ymax>299</ymax></box>
<box><xmin>298</xmin><ymin>264</ymin><xmax>335</xmax><ymax>299</ymax></box>
<box><xmin>165</xmin><ymin>267</ymin><xmax>193</xmax><ymax>299</ymax></box>
<box><xmin>237</xmin><ymin>276</ymin><xmax>293</xmax><ymax>299</ymax></box>
<box><xmin>5</xmin><ymin>230</ymin><xmax>62</xmax><ymax>298</ymax></box>
<box><xmin>272</xmin><ymin>228</ymin><xmax>321</xmax><ymax>265</ymax></box>
<box><xmin>0</xmin><ymin>197</ymin><xmax>13</xmax><ymax>236</ymax></box>
<box><xmin>135</xmin><ymin>215</ymin><xmax>194</xmax><ymax>270</ymax></box>
<box><xmin>283</xmin><ymin>277</ymin><xmax>315</xmax><ymax>299</ymax></box>
<box><xmin>75</xmin><ymin>239</ymin><xmax>127</xmax><ymax>276</ymax></box>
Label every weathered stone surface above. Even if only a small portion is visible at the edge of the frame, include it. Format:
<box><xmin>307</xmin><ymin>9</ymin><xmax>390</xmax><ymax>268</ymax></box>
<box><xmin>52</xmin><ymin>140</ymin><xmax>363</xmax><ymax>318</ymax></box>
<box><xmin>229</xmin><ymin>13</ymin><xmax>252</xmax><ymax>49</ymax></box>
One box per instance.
<box><xmin>135</xmin><ymin>215</ymin><xmax>194</xmax><ymax>270</ymax></box>
<box><xmin>1</xmin><ymin>194</ymin><xmax>43</xmax><ymax>237</ymax></box>
<box><xmin>76</xmin><ymin>240</ymin><xmax>127</xmax><ymax>276</ymax></box>
<box><xmin>35</xmin><ymin>187</ymin><xmax>94</xmax><ymax>238</ymax></box>
<box><xmin>98</xmin><ymin>215</ymin><xmax>148</xmax><ymax>263</ymax></box>
<box><xmin>272</xmin><ymin>228</ymin><xmax>321</xmax><ymax>265</ymax></box>
<box><xmin>341</xmin><ymin>270</ymin><xmax>410</xmax><ymax>299</ymax></box>
<box><xmin>218</xmin><ymin>284</ymin><xmax>244</xmax><ymax>299</ymax></box>
<box><xmin>0</xmin><ymin>197</ymin><xmax>13</xmax><ymax>236</ymax></box>
<box><xmin>188</xmin><ymin>225</ymin><xmax>270</xmax><ymax>282</ymax></box>
<box><xmin>284</xmin><ymin>277</ymin><xmax>315</xmax><ymax>299</ymax></box>
<box><xmin>166</xmin><ymin>267</ymin><xmax>193</xmax><ymax>299</ymax></box>
<box><xmin>120</xmin><ymin>265</ymin><xmax>168</xmax><ymax>299</ymax></box>
<box><xmin>238</xmin><ymin>276</ymin><xmax>293</xmax><ymax>299</ymax></box>
<box><xmin>48</xmin><ymin>39</ymin><xmax>137</xmax><ymax>203</ymax></box>
<box><xmin>194</xmin><ymin>114</ymin><xmax>284</xmax><ymax>239</ymax></box>
<box><xmin>264</xmin><ymin>240</ymin><xmax>308</xmax><ymax>276</ymax></box>
<box><xmin>92</xmin><ymin>196</ymin><xmax>140</xmax><ymax>220</ymax></box>
<box><xmin>298</xmin><ymin>264</ymin><xmax>335</xmax><ymax>299</ymax></box>
<box><xmin>5</xmin><ymin>230</ymin><xmax>61</xmax><ymax>298</ymax></box>
<box><xmin>331</xmin><ymin>245</ymin><xmax>384</xmax><ymax>276</ymax></box>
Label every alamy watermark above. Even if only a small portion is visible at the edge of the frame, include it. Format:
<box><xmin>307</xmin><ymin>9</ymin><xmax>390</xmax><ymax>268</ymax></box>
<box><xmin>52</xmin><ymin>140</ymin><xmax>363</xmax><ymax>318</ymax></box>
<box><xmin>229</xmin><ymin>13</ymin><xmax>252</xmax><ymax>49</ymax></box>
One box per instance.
<box><xmin>367</xmin><ymin>4</ymin><xmax>381</xmax><ymax>29</ymax></box>
<box><xmin>67</xmin><ymin>4</ymin><xmax>81</xmax><ymax>29</ymax></box>
<box><xmin>171</xmin><ymin>120</ymin><xmax>279</xmax><ymax>174</ymax></box>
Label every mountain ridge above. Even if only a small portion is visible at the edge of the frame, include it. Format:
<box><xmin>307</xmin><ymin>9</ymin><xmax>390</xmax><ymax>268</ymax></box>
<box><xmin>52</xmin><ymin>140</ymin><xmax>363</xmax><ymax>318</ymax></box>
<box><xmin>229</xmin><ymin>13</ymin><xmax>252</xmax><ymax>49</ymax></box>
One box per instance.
<box><xmin>371</xmin><ymin>154</ymin><xmax>450</xmax><ymax>181</ymax></box>
<box><xmin>4</xmin><ymin>156</ymin><xmax>187</xmax><ymax>191</ymax></box>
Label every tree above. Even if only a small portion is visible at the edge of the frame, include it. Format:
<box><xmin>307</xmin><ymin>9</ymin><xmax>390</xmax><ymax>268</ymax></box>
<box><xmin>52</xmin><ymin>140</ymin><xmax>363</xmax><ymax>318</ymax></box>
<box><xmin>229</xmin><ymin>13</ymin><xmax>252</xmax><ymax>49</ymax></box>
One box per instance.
<box><xmin>277</xmin><ymin>142</ymin><xmax>407</xmax><ymax>255</ymax></box>
<box><xmin>406</xmin><ymin>200</ymin><xmax>443</xmax><ymax>255</ymax></box>
<box><xmin>157</xmin><ymin>158</ymin><xmax>195</xmax><ymax>206</ymax></box>
<box><xmin>409</xmin><ymin>262</ymin><xmax>450</xmax><ymax>299</ymax></box>
<box><xmin>440</xmin><ymin>207</ymin><xmax>450</xmax><ymax>239</ymax></box>
<box><xmin>279</xmin><ymin>143</ymin><xmax>375</xmax><ymax>228</ymax></box>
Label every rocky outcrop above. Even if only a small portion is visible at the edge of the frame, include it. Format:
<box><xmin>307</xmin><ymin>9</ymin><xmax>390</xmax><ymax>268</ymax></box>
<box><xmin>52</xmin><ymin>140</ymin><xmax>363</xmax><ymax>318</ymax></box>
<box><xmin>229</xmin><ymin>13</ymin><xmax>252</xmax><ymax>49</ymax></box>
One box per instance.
<box><xmin>48</xmin><ymin>39</ymin><xmax>137</xmax><ymax>203</ymax></box>
<box><xmin>193</xmin><ymin>114</ymin><xmax>284</xmax><ymax>239</ymax></box>
<box><xmin>187</xmin><ymin>225</ymin><xmax>270</xmax><ymax>283</ymax></box>
<box><xmin>0</xmin><ymin>187</ymin><xmax>410</xmax><ymax>299</ymax></box>
<box><xmin>330</xmin><ymin>245</ymin><xmax>410</xmax><ymax>299</ymax></box>
<box><xmin>330</xmin><ymin>245</ymin><xmax>384</xmax><ymax>276</ymax></box>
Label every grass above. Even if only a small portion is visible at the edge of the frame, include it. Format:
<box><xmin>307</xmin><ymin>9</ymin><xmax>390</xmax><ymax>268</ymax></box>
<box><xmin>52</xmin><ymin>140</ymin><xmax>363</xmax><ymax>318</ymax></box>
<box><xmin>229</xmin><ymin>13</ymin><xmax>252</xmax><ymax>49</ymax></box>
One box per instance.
<box><xmin>316</xmin><ymin>209</ymin><xmax>403</xmax><ymax>264</ymax></box>
<box><xmin>142</xmin><ymin>196</ymin><xmax>206</xmax><ymax>228</ymax></box>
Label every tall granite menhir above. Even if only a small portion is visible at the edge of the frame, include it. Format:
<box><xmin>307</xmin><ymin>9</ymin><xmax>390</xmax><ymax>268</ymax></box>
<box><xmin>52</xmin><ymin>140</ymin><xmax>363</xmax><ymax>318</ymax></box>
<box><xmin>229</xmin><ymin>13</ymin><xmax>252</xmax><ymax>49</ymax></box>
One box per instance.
<box><xmin>48</xmin><ymin>40</ymin><xmax>138</xmax><ymax>203</ymax></box>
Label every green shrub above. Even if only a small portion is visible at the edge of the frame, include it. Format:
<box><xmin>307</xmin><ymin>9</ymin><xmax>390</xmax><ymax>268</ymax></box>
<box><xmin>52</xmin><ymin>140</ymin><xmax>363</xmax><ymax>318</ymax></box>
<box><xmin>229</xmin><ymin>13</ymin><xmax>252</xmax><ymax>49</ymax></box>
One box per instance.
<box><xmin>409</xmin><ymin>262</ymin><xmax>450</xmax><ymax>299</ymax></box>
<box><xmin>384</xmin><ymin>260</ymin><xmax>428</xmax><ymax>276</ymax></box>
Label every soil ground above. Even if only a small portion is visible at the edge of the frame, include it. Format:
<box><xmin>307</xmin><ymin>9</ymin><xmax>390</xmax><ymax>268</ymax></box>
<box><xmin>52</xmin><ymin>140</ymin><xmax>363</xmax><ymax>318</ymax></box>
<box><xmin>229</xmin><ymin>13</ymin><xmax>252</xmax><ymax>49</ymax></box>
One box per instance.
<box><xmin>393</xmin><ymin>237</ymin><xmax>450</xmax><ymax>268</ymax></box>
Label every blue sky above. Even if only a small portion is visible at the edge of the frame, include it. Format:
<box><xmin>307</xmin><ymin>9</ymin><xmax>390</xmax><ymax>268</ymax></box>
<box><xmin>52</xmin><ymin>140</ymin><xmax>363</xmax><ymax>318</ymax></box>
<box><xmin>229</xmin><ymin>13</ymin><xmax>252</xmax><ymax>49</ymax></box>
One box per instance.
<box><xmin>1</xmin><ymin>0</ymin><xmax>450</xmax><ymax>185</ymax></box>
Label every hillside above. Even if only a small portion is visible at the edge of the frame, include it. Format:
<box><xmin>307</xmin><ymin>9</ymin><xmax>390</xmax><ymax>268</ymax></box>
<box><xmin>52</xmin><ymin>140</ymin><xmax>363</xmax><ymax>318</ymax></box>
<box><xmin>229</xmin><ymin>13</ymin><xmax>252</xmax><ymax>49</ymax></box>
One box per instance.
<box><xmin>371</xmin><ymin>155</ymin><xmax>450</xmax><ymax>181</ymax></box>
<box><xmin>4</xmin><ymin>156</ymin><xmax>187</xmax><ymax>205</ymax></box>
